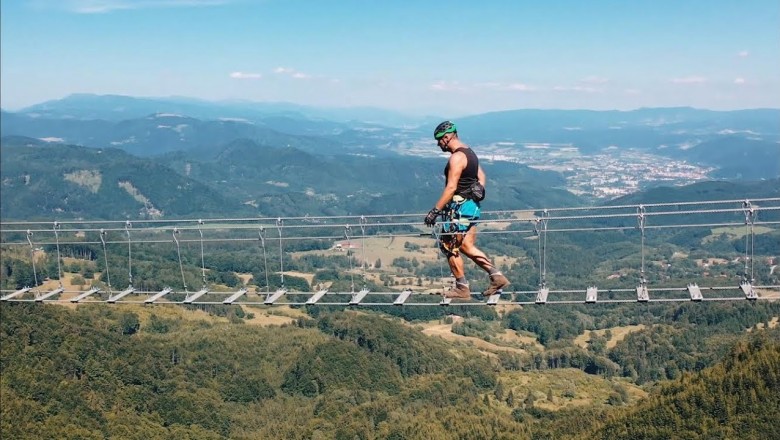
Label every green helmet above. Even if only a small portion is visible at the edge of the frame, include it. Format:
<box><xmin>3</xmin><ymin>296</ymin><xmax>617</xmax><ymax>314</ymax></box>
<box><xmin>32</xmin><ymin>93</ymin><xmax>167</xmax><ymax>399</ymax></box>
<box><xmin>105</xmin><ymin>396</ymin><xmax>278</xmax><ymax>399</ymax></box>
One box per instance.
<box><xmin>434</xmin><ymin>121</ymin><xmax>457</xmax><ymax>140</ymax></box>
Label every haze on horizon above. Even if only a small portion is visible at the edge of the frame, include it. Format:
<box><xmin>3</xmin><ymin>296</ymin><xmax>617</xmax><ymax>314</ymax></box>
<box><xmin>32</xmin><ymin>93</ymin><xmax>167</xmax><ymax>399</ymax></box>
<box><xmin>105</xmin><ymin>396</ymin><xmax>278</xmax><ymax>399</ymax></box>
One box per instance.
<box><xmin>2</xmin><ymin>0</ymin><xmax>779</xmax><ymax>115</ymax></box>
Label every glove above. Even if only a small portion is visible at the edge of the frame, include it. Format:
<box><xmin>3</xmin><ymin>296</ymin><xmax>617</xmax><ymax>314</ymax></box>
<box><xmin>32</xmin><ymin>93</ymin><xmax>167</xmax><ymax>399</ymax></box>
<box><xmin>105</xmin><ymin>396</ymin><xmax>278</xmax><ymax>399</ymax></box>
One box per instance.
<box><xmin>424</xmin><ymin>208</ymin><xmax>441</xmax><ymax>226</ymax></box>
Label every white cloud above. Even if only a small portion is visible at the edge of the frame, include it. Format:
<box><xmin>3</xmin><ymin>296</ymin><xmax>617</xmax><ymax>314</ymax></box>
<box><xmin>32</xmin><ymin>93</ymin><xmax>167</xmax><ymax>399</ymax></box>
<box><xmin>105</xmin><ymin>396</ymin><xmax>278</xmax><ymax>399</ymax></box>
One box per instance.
<box><xmin>552</xmin><ymin>85</ymin><xmax>600</xmax><ymax>93</ymax></box>
<box><xmin>624</xmin><ymin>88</ymin><xmax>642</xmax><ymax>95</ymax></box>
<box><xmin>229</xmin><ymin>71</ymin><xmax>262</xmax><ymax>80</ymax></box>
<box><xmin>670</xmin><ymin>76</ymin><xmax>707</xmax><ymax>84</ymax></box>
<box><xmin>274</xmin><ymin>67</ymin><xmax>311</xmax><ymax>80</ymax></box>
<box><xmin>734</xmin><ymin>77</ymin><xmax>746</xmax><ymax>85</ymax></box>
<box><xmin>474</xmin><ymin>82</ymin><xmax>535</xmax><ymax>91</ymax></box>
<box><xmin>474</xmin><ymin>82</ymin><xmax>502</xmax><ymax>89</ymax></box>
<box><xmin>46</xmin><ymin>0</ymin><xmax>233</xmax><ymax>14</ymax></box>
<box><xmin>430</xmin><ymin>80</ymin><xmax>465</xmax><ymax>91</ymax></box>
<box><xmin>506</xmin><ymin>83</ymin><xmax>535</xmax><ymax>91</ymax></box>
<box><xmin>580</xmin><ymin>76</ymin><xmax>609</xmax><ymax>84</ymax></box>
<box><xmin>737</xmin><ymin>50</ymin><xmax>749</xmax><ymax>58</ymax></box>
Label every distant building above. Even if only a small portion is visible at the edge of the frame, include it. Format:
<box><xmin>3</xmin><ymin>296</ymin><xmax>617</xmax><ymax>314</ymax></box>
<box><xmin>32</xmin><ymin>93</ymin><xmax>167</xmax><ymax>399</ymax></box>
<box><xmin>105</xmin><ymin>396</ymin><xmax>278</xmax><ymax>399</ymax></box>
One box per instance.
<box><xmin>333</xmin><ymin>241</ymin><xmax>361</xmax><ymax>251</ymax></box>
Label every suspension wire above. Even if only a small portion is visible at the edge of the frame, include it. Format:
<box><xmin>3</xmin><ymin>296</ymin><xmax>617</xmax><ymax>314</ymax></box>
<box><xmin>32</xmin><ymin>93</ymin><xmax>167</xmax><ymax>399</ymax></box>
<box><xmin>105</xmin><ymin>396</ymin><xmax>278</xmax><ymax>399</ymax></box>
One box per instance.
<box><xmin>197</xmin><ymin>220</ymin><xmax>207</xmax><ymax>288</ymax></box>
<box><xmin>433</xmin><ymin>221</ymin><xmax>451</xmax><ymax>294</ymax></box>
<box><xmin>6</xmin><ymin>197</ymin><xmax>779</xmax><ymax>228</ymax></box>
<box><xmin>344</xmin><ymin>225</ymin><xmax>355</xmax><ymax>292</ymax></box>
<box><xmin>172</xmin><ymin>228</ymin><xmax>187</xmax><ymax>292</ymax></box>
<box><xmin>276</xmin><ymin>218</ymin><xmax>284</xmax><ymax>288</ymax></box>
<box><xmin>26</xmin><ymin>230</ymin><xmax>39</xmax><ymax>289</ymax></box>
<box><xmin>360</xmin><ymin>216</ymin><xmax>367</xmax><ymax>287</ymax></box>
<box><xmin>125</xmin><ymin>221</ymin><xmax>133</xmax><ymax>287</ymax></box>
<box><xmin>638</xmin><ymin>205</ymin><xmax>647</xmax><ymax>287</ymax></box>
<box><xmin>7</xmin><ymin>219</ymin><xmax>780</xmax><ymax>248</ymax></box>
<box><xmin>99</xmin><ymin>229</ymin><xmax>112</xmax><ymax>293</ymax></box>
<box><xmin>53</xmin><ymin>222</ymin><xmax>63</xmax><ymax>289</ymax></box>
<box><xmin>258</xmin><ymin>225</ymin><xmax>270</xmax><ymax>293</ymax></box>
<box><xmin>534</xmin><ymin>218</ymin><xmax>541</xmax><ymax>285</ymax></box>
<box><xmin>534</xmin><ymin>210</ymin><xmax>549</xmax><ymax>288</ymax></box>
<box><xmin>487</xmin><ymin>197</ymin><xmax>780</xmax><ymax>215</ymax></box>
<box><xmin>743</xmin><ymin>200</ymin><xmax>756</xmax><ymax>283</ymax></box>
<box><xmin>750</xmin><ymin>209</ymin><xmax>756</xmax><ymax>282</ymax></box>
<box><xmin>5</xmin><ymin>204</ymin><xmax>780</xmax><ymax>236</ymax></box>
<box><xmin>542</xmin><ymin>210</ymin><xmax>549</xmax><ymax>288</ymax></box>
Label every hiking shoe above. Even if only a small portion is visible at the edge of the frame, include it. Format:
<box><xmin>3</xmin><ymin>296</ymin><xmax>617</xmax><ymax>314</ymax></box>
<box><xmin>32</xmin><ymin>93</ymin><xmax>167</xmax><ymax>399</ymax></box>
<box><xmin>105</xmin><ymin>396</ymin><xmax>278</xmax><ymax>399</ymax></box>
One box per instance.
<box><xmin>444</xmin><ymin>282</ymin><xmax>472</xmax><ymax>300</ymax></box>
<box><xmin>482</xmin><ymin>273</ymin><xmax>510</xmax><ymax>297</ymax></box>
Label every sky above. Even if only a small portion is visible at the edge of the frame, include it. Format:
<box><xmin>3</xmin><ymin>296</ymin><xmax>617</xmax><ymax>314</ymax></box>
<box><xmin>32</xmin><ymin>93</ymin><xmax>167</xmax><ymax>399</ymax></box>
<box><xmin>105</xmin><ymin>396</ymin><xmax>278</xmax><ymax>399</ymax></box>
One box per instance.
<box><xmin>2</xmin><ymin>0</ymin><xmax>779</xmax><ymax>115</ymax></box>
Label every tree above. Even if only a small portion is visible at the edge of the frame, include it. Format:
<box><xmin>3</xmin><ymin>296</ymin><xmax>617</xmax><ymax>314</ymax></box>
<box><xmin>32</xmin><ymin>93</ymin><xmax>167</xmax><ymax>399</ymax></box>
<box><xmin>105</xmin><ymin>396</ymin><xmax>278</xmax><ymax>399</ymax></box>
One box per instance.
<box><xmin>524</xmin><ymin>391</ymin><xmax>535</xmax><ymax>408</ymax></box>
<box><xmin>118</xmin><ymin>312</ymin><xmax>140</xmax><ymax>335</ymax></box>
<box><xmin>506</xmin><ymin>390</ymin><xmax>515</xmax><ymax>407</ymax></box>
<box><xmin>494</xmin><ymin>380</ymin><xmax>505</xmax><ymax>401</ymax></box>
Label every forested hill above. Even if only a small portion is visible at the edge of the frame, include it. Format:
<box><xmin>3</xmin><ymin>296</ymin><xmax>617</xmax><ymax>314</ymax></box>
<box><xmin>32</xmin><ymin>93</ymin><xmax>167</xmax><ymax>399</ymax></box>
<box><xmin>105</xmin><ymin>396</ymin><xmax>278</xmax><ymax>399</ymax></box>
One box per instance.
<box><xmin>0</xmin><ymin>136</ymin><xmax>581</xmax><ymax>220</ymax></box>
<box><xmin>1</xmin><ymin>303</ymin><xmax>778</xmax><ymax>439</ymax></box>
<box><xmin>0</xmin><ymin>138</ymin><xmax>246</xmax><ymax>220</ymax></box>
<box><xmin>587</xmin><ymin>335</ymin><xmax>780</xmax><ymax>439</ymax></box>
<box><xmin>610</xmin><ymin>178</ymin><xmax>780</xmax><ymax>205</ymax></box>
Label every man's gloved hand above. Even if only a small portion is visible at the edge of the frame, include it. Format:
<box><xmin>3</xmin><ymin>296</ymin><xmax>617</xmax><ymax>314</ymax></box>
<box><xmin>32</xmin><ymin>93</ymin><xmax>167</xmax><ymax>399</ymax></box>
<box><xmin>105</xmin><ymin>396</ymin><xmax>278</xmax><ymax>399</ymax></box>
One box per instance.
<box><xmin>424</xmin><ymin>207</ymin><xmax>441</xmax><ymax>226</ymax></box>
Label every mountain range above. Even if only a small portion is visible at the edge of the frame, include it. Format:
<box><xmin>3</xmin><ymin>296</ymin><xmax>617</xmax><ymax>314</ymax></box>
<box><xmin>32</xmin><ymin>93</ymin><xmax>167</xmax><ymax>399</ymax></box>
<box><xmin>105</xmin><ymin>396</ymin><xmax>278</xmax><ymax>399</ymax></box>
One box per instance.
<box><xmin>1</xmin><ymin>94</ymin><xmax>778</xmax><ymax>220</ymax></box>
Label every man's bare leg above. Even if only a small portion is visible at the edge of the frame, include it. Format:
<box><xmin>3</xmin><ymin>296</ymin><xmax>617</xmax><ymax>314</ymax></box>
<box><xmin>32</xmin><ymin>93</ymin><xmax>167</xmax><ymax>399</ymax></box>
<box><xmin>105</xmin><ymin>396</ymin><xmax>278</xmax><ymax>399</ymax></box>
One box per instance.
<box><xmin>459</xmin><ymin>227</ymin><xmax>510</xmax><ymax>296</ymax></box>
<box><xmin>442</xmin><ymin>233</ymin><xmax>471</xmax><ymax>299</ymax></box>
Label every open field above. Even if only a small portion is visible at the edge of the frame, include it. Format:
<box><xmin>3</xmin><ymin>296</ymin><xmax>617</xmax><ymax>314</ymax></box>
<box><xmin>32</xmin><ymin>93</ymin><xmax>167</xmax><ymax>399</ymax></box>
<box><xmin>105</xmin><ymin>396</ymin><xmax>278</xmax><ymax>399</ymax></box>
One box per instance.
<box><xmin>242</xmin><ymin>305</ymin><xmax>306</xmax><ymax>327</ymax></box>
<box><xmin>291</xmin><ymin>234</ymin><xmax>523</xmax><ymax>269</ymax></box>
<box><xmin>758</xmin><ymin>288</ymin><xmax>780</xmax><ymax>299</ymax></box>
<box><xmin>494</xmin><ymin>368</ymin><xmax>648</xmax><ymax>411</ymax></box>
<box><xmin>748</xmin><ymin>316</ymin><xmax>779</xmax><ymax>332</ymax></box>
<box><xmin>481</xmin><ymin>210</ymin><xmax>538</xmax><ymax>231</ymax></box>
<box><xmin>289</xmin><ymin>234</ymin><xmax>523</xmax><ymax>292</ymax></box>
<box><xmin>291</xmin><ymin>235</ymin><xmax>440</xmax><ymax>265</ymax></box>
<box><xmin>412</xmin><ymin>316</ymin><xmax>542</xmax><ymax>358</ymax></box>
<box><xmin>573</xmin><ymin>324</ymin><xmax>647</xmax><ymax>350</ymax></box>
<box><xmin>703</xmin><ymin>225</ymin><xmax>774</xmax><ymax>243</ymax></box>
<box><xmin>419</xmin><ymin>321</ymin><xmax>525</xmax><ymax>356</ymax></box>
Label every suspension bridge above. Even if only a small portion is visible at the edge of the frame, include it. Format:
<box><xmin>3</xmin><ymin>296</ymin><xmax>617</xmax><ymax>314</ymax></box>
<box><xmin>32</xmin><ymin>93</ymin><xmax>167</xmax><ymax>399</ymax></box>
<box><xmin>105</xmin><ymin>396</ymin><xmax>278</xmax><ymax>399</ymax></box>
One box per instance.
<box><xmin>2</xmin><ymin>197</ymin><xmax>779</xmax><ymax>307</ymax></box>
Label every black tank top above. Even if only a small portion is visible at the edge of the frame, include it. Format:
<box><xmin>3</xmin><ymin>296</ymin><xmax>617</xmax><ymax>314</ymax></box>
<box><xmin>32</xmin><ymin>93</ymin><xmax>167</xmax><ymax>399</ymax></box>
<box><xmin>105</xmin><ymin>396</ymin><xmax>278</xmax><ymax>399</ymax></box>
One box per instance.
<box><xmin>444</xmin><ymin>147</ymin><xmax>479</xmax><ymax>198</ymax></box>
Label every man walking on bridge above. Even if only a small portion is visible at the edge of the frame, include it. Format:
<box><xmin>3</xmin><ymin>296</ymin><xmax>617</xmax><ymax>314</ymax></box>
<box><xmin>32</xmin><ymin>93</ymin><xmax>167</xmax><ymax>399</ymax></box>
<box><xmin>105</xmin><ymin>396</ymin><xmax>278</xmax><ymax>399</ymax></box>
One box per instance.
<box><xmin>424</xmin><ymin>121</ymin><xmax>510</xmax><ymax>300</ymax></box>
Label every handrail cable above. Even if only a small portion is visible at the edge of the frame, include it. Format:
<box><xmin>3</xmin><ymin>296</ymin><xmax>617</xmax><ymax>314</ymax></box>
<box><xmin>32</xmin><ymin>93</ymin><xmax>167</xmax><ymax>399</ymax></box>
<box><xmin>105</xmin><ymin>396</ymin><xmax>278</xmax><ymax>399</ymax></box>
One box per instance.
<box><xmin>3</xmin><ymin>198</ymin><xmax>779</xmax><ymax>230</ymax></box>
<box><xmin>5</xmin><ymin>220</ymin><xmax>780</xmax><ymax>248</ymax></box>
<box><xmin>5</xmin><ymin>197</ymin><xmax>780</xmax><ymax>227</ymax></box>
<box><xmin>5</xmin><ymin>205</ymin><xmax>780</xmax><ymax>236</ymax></box>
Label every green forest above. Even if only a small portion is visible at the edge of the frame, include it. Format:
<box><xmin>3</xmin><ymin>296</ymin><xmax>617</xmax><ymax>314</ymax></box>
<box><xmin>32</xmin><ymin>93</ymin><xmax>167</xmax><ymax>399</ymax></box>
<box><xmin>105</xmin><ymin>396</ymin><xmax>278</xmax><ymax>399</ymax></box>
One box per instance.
<box><xmin>2</xmin><ymin>135</ymin><xmax>779</xmax><ymax>439</ymax></box>
<box><xmin>1</xmin><ymin>300</ymin><xmax>779</xmax><ymax>439</ymax></box>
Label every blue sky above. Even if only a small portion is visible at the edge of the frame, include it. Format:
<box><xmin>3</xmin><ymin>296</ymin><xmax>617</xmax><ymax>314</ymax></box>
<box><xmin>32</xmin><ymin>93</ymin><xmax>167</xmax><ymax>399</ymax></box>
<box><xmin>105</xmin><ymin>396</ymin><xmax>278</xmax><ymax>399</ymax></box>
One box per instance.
<box><xmin>2</xmin><ymin>0</ymin><xmax>779</xmax><ymax>115</ymax></box>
